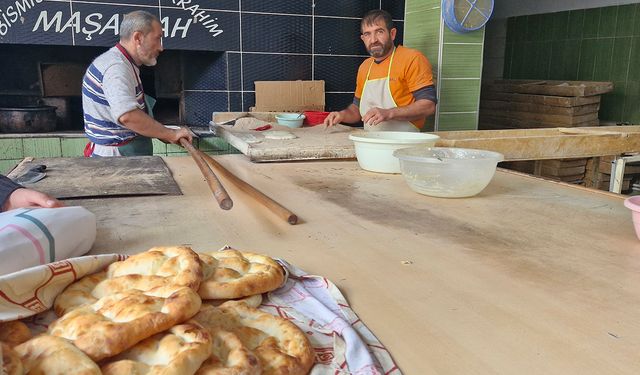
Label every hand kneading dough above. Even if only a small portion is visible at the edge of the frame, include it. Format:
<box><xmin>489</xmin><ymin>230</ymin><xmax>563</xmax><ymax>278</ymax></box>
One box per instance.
<box><xmin>48</xmin><ymin>285</ymin><xmax>202</xmax><ymax>361</ymax></box>
<box><xmin>264</xmin><ymin>130</ymin><xmax>297</xmax><ymax>140</ymax></box>
<box><xmin>198</xmin><ymin>250</ymin><xmax>285</xmax><ymax>299</ymax></box>
<box><xmin>101</xmin><ymin>323</ymin><xmax>212</xmax><ymax>375</ymax></box>
<box><xmin>1</xmin><ymin>342</ymin><xmax>24</xmax><ymax>375</ymax></box>
<box><xmin>0</xmin><ymin>320</ymin><xmax>31</xmax><ymax>347</ymax></box>
<box><xmin>54</xmin><ymin>246</ymin><xmax>204</xmax><ymax>316</ymax></box>
<box><xmin>14</xmin><ymin>335</ymin><xmax>100</xmax><ymax>375</ymax></box>
<box><xmin>193</xmin><ymin>303</ymin><xmax>314</xmax><ymax>375</ymax></box>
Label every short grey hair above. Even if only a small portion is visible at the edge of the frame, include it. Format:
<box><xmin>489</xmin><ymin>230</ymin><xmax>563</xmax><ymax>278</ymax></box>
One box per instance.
<box><xmin>119</xmin><ymin>10</ymin><xmax>159</xmax><ymax>40</ymax></box>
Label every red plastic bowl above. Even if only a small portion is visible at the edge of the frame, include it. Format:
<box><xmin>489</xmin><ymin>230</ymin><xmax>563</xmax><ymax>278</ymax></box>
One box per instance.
<box><xmin>303</xmin><ymin>111</ymin><xmax>330</xmax><ymax>126</ymax></box>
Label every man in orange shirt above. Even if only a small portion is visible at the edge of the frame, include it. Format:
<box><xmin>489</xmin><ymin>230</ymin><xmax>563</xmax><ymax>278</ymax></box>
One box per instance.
<box><xmin>324</xmin><ymin>9</ymin><xmax>437</xmax><ymax>131</ymax></box>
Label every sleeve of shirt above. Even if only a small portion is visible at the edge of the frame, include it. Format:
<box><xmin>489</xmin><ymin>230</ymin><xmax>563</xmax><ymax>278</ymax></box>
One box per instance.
<box><xmin>405</xmin><ymin>52</ymin><xmax>435</xmax><ymax>93</ymax></box>
<box><xmin>0</xmin><ymin>175</ymin><xmax>23</xmax><ymax>212</ymax></box>
<box><xmin>102</xmin><ymin>63</ymin><xmax>140</xmax><ymax>123</ymax></box>
<box><xmin>413</xmin><ymin>85</ymin><xmax>437</xmax><ymax>104</ymax></box>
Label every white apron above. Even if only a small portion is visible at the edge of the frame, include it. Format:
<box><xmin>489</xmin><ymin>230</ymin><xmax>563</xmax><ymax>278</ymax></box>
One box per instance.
<box><xmin>360</xmin><ymin>47</ymin><xmax>418</xmax><ymax>132</ymax></box>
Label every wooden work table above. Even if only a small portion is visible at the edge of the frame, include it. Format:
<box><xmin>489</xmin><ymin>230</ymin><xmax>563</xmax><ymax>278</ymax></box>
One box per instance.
<box><xmin>70</xmin><ymin>155</ymin><xmax>640</xmax><ymax>374</ymax></box>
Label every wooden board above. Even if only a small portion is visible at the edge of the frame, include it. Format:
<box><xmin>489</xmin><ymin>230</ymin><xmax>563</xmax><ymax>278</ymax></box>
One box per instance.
<box><xmin>481</xmin><ymin>91</ymin><xmax>601</xmax><ymax>107</ymax></box>
<box><xmin>480</xmin><ymin>109</ymin><xmax>599</xmax><ymax>125</ymax></box>
<box><xmin>483</xmin><ymin>79</ymin><xmax>614</xmax><ymax>97</ymax></box>
<box><xmin>218</xmin><ymin>120</ymin><xmax>640</xmax><ymax>163</ymax></box>
<box><xmin>15</xmin><ymin>156</ymin><xmax>182</xmax><ymax>199</ymax></box>
<box><xmin>480</xmin><ymin>100</ymin><xmax>600</xmax><ymax>116</ymax></box>
<box><xmin>73</xmin><ymin>155</ymin><xmax>640</xmax><ymax>374</ymax></box>
<box><xmin>480</xmin><ymin>89</ymin><xmax>600</xmax><ymax>108</ymax></box>
<box><xmin>435</xmin><ymin>125</ymin><xmax>640</xmax><ymax>161</ymax></box>
<box><xmin>541</xmin><ymin>158</ymin><xmax>588</xmax><ymax>168</ymax></box>
<box><xmin>540</xmin><ymin>165</ymin><xmax>586</xmax><ymax>177</ymax></box>
<box><xmin>479</xmin><ymin>114</ymin><xmax>600</xmax><ymax>129</ymax></box>
<box><xmin>213</xmin><ymin>123</ymin><xmax>357</xmax><ymax>162</ymax></box>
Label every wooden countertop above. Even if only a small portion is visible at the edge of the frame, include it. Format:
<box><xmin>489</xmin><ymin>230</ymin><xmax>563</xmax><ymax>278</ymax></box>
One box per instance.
<box><xmin>71</xmin><ymin>155</ymin><xmax>640</xmax><ymax>374</ymax></box>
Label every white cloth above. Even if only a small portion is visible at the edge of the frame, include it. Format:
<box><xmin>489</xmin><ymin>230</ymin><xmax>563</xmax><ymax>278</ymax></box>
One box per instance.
<box><xmin>0</xmin><ymin>207</ymin><xmax>96</xmax><ymax>276</ymax></box>
<box><xmin>0</xmin><ymin>254</ymin><xmax>123</xmax><ymax>321</ymax></box>
<box><xmin>91</xmin><ymin>143</ymin><xmax>123</xmax><ymax>157</ymax></box>
<box><xmin>360</xmin><ymin>47</ymin><xmax>418</xmax><ymax>132</ymax></box>
<box><xmin>265</xmin><ymin>260</ymin><xmax>401</xmax><ymax>375</ymax></box>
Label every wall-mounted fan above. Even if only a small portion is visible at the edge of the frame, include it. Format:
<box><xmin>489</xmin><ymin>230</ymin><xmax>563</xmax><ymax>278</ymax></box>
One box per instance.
<box><xmin>442</xmin><ymin>0</ymin><xmax>494</xmax><ymax>33</ymax></box>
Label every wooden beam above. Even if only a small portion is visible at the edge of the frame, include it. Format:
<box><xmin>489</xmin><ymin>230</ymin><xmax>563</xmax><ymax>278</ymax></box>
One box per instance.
<box><xmin>435</xmin><ymin>125</ymin><xmax>640</xmax><ymax>161</ymax></box>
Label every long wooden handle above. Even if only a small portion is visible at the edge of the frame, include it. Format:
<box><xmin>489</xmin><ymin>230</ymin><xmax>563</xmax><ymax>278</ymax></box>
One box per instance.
<box><xmin>198</xmin><ymin>151</ymin><xmax>298</xmax><ymax>225</ymax></box>
<box><xmin>180</xmin><ymin>138</ymin><xmax>233</xmax><ymax>210</ymax></box>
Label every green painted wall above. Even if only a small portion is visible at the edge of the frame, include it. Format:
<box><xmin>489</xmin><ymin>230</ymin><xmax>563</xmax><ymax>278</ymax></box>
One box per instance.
<box><xmin>405</xmin><ymin>0</ymin><xmax>486</xmax><ymax>131</ymax></box>
<box><xmin>504</xmin><ymin>4</ymin><xmax>640</xmax><ymax>124</ymax></box>
<box><xmin>0</xmin><ymin>136</ymin><xmax>239</xmax><ymax>174</ymax></box>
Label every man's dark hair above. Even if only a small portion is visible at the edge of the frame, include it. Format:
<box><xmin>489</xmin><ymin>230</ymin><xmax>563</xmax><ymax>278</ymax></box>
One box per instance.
<box><xmin>361</xmin><ymin>9</ymin><xmax>395</xmax><ymax>32</ymax></box>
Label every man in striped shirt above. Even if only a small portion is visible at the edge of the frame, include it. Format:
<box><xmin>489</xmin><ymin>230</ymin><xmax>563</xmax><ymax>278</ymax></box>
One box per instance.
<box><xmin>82</xmin><ymin>10</ymin><xmax>192</xmax><ymax>157</ymax></box>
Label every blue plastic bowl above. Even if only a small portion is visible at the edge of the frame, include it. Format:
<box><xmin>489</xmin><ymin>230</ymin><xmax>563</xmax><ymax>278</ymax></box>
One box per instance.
<box><xmin>275</xmin><ymin>113</ymin><xmax>305</xmax><ymax>128</ymax></box>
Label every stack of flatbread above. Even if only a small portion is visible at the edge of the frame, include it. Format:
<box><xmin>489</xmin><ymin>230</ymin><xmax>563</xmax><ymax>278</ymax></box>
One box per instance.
<box><xmin>0</xmin><ymin>246</ymin><xmax>315</xmax><ymax>375</ymax></box>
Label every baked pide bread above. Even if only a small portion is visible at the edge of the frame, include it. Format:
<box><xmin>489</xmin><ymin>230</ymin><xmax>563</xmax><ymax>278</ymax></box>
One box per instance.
<box><xmin>101</xmin><ymin>323</ymin><xmax>212</xmax><ymax>375</ymax></box>
<box><xmin>0</xmin><ymin>320</ymin><xmax>32</xmax><ymax>347</ymax></box>
<box><xmin>202</xmin><ymin>293</ymin><xmax>263</xmax><ymax>309</ymax></box>
<box><xmin>107</xmin><ymin>246</ymin><xmax>203</xmax><ymax>290</ymax></box>
<box><xmin>198</xmin><ymin>249</ymin><xmax>285</xmax><ymax>299</ymax></box>
<box><xmin>54</xmin><ymin>246</ymin><xmax>204</xmax><ymax>316</ymax></box>
<box><xmin>194</xmin><ymin>329</ymin><xmax>261</xmax><ymax>375</ymax></box>
<box><xmin>48</xmin><ymin>285</ymin><xmax>202</xmax><ymax>361</ymax></box>
<box><xmin>193</xmin><ymin>302</ymin><xmax>314</xmax><ymax>375</ymax></box>
<box><xmin>1</xmin><ymin>342</ymin><xmax>24</xmax><ymax>375</ymax></box>
<box><xmin>13</xmin><ymin>335</ymin><xmax>100</xmax><ymax>375</ymax></box>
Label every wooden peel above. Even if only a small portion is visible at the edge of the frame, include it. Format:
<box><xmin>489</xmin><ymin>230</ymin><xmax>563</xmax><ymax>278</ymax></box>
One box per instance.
<box><xmin>198</xmin><ymin>151</ymin><xmax>298</xmax><ymax>225</ymax></box>
<box><xmin>180</xmin><ymin>138</ymin><xmax>233</xmax><ymax>210</ymax></box>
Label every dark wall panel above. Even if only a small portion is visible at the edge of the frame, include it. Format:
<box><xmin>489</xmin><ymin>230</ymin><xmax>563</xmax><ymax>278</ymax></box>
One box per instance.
<box><xmin>0</xmin><ymin>0</ymin><xmax>406</xmax><ymax>125</ymax></box>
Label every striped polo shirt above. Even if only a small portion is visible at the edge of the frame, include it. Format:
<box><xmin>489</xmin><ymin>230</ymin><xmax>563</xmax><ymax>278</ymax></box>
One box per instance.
<box><xmin>82</xmin><ymin>45</ymin><xmax>146</xmax><ymax>145</ymax></box>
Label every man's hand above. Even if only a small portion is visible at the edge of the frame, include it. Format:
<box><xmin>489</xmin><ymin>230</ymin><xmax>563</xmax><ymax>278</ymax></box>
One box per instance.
<box><xmin>323</xmin><ymin>112</ymin><xmax>344</xmax><ymax>127</ymax></box>
<box><xmin>323</xmin><ymin>104</ymin><xmax>362</xmax><ymax>127</ymax></box>
<box><xmin>362</xmin><ymin>107</ymin><xmax>393</xmax><ymax>127</ymax></box>
<box><xmin>119</xmin><ymin>110</ymin><xmax>193</xmax><ymax>145</ymax></box>
<box><xmin>168</xmin><ymin>127</ymin><xmax>193</xmax><ymax>144</ymax></box>
<box><xmin>2</xmin><ymin>188</ymin><xmax>63</xmax><ymax>211</ymax></box>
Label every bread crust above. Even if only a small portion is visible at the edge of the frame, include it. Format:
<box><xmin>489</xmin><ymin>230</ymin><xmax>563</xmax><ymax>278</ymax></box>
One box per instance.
<box><xmin>202</xmin><ymin>294</ymin><xmax>263</xmax><ymax>309</ymax></box>
<box><xmin>194</xmin><ymin>328</ymin><xmax>261</xmax><ymax>375</ymax></box>
<box><xmin>0</xmin><ymin>320</ymin><xmax>32</xmax><ymax>347</ymax></box>
<box><xmin>108</xmin><ymin>246</ymin><xmax>203</xmax><ymax>291</ymax></box>
<box><xmin>193</xmin><ymin>303</ymin><xmax>314</xmax><ymax>375</ymax></box>
<box><xmin>48</xmin><ymin>285</ymin><xmax>202</xmax><ymax>361</ymax></box>
<box><xmin>198</xmin><ymin>250</ymin><xmax>285</xmax><ymax>299</ymax></box>
<box><xmin>1</xmin><ymin>342</ymin><xmax>24</xmax><ymax>375</ymax></box>
<box><xmin>101</xmin><ymin>323</ymin><xmax>212</xmax><ymax>375</ymax></box>
<box><xmin>14</xmin><ymin>335</ymin><xmax>100</xmax><ymax>375</ymax></box>
<box><xmin>54</xmin><ymin>246</ymin><xmax>204</xmax><ymax>316</ymax></box>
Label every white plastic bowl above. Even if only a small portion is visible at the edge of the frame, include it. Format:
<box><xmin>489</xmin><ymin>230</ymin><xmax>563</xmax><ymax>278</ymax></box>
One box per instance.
<box><xmin>393</xmin><ymin>146</ymin><xmax>504</xmax><ymax>198</ymax></box>
<box><xmin>275</xmin><ymin>113</ymin><xmax>305</xmax><ymax>128</ymax></box>
<box><xmin>349</xmin><ymin>131</ymin><xmax>440</xmax><ymax>173</ymax></box>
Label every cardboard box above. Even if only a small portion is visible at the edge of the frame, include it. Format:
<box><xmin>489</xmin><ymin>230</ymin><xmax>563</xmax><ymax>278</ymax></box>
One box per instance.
<box><xmin>39</xmin><ymin>63</ymin><xmax>86</xmax><ymax>97</ymax></box>
<box><xmin>254</xmin><ymin>80</ymin><xmax>324</xmax><ymax>112</ymax></box>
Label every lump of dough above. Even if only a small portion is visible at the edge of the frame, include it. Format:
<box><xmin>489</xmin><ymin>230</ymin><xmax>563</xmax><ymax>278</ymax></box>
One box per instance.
<box><xmin>264</xmin><ymin>131</ymin><xmax>297</xmax><ymax>140</ymax></box>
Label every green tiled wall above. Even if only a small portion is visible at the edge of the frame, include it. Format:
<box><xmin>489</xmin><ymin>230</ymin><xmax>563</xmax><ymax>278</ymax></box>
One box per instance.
<box><xmin>405</xmin><ymin>0</ymin><xmax>485</xmax><ymax>130</ymax></box>
<box><xmin>504</xmin><ymin>4</ymin><xmax>640</xmax><ymax>124</ymax></box>
<box><xmin>0</xmin><ymin>136</ymin><xmax>238</xmax><ymax>174</ymax></box>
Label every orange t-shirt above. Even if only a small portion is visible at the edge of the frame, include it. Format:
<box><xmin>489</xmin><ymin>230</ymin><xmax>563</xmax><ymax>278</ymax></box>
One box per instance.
<box><xmin>355</xmin><ymin>45</ymin><xmax>434</xmax><ymax>129</ymax></box>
